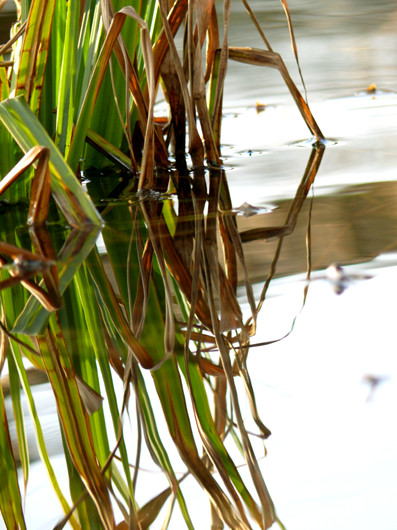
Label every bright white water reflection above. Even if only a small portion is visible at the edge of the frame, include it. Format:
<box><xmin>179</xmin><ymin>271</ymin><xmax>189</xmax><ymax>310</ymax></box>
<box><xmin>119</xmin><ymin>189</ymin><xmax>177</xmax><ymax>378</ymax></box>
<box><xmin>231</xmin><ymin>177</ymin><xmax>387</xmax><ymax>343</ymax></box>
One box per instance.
<box><xmin>241</xmin><ymin>256</ymin><xmax>397</xmax><ymax>529</ymax></box>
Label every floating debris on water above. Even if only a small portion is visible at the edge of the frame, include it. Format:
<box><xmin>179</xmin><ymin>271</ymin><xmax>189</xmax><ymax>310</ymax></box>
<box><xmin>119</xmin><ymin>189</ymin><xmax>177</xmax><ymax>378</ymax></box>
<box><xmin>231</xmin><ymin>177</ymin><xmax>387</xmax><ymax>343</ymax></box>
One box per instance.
<box><xmin>355</xmin><ymin>84</ymin><xmax>395</xmax><ymax>97</ymax></box>
<box><xmin>362</xmin><ymin>373</ymin><xmax>390</xmax><ymax>402</ymax></box>
<box><xmin>233</xmin><ymin>202</ymin><xmax>276</xmax><ymax>217</ymax></box>
<box><xmin>325</xmin><ymin>263</ymin><xmax>373</xmax><ymax>295</ymax></box>
<box><xmin>255</xmin><ymin>101</ymin><xmax>267</xmax><ymax>113</ymax></box>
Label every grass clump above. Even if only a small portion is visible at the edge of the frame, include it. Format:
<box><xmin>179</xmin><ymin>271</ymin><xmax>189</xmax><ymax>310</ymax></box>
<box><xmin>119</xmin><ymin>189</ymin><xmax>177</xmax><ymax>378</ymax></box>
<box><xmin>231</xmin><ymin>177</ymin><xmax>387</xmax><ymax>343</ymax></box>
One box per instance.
<box><xmin>0</xmin><ymin>1</ymin><xmax>323</xmax><ymax>528</ymax></box>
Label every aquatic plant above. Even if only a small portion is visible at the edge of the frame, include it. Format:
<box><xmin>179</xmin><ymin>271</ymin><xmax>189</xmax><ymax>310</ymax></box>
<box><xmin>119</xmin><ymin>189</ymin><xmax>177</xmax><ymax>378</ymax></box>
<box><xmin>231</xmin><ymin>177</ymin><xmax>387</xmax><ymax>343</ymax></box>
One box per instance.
<box><xmin>0</xmin><ymin>0</ymin><xmax>323</xmax><ymax>528</ymax></box>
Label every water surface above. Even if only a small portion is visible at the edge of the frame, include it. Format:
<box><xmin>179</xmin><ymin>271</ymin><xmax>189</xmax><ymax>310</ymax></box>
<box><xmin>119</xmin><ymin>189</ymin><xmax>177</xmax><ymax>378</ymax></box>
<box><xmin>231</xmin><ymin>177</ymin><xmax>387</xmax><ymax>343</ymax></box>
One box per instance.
<box><xmin>221</xmin><ymin>3</ymin><xmax>397</xmax><ymax>528</ymax></box>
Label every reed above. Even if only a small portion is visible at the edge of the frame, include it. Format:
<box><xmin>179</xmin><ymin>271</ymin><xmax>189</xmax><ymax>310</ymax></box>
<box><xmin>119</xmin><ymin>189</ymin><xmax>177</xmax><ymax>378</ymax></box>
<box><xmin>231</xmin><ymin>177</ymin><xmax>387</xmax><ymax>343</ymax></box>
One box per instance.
<box><xmin>0</xmin><ymin>1</ymin><xmax>323</xmax><ymax>528</ymax></box>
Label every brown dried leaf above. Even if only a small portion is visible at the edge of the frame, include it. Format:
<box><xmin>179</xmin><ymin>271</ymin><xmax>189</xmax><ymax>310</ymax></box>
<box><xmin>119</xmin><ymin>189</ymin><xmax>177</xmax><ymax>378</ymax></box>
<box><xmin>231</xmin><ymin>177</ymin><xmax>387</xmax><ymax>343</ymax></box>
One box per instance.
<box><xmin>219</xmin><ymin>213</ymin><xmax>257</xmax><ymax>327</ymax></box>
<box><xmin>228</xmin><ymin>47</ymin><xmax>324</xmax><ymax>141</ymax></box>
<box><xmin>75</xmin><ymin>375</ymin><xmax>104</xmax><ymax>416</ymax></box>
<box><xmin>140</xmin><ymin>200</ymin><xmax>175</xmax><ymax>356</ymax></box>
<box><xmin>280</xmin><ymin>0</ymin><xmax>308</xmax><ymax>101</ymax></box>
<box><xmin>152</xmin><ymin>0</ymin><xmax>188</xmax><ymax>85</ymax></box>
<box><xmin>205</xmin><ymin>4</ymin><xmax>219</xmax><ymax>83</ymax></box>
<box><xmin>241</xmin><ymin>0</ymin><xmax>273</xmax><ymax>51</ymax></box>
<box><xmin>136</xmin><ymin>487</ymin><xmax>171</xmax><ymax>529</ymax></box>
<box><xmin>157</xmin><ymin>0</ymin><xmax>204</xmax><ymax>166</ymax></box>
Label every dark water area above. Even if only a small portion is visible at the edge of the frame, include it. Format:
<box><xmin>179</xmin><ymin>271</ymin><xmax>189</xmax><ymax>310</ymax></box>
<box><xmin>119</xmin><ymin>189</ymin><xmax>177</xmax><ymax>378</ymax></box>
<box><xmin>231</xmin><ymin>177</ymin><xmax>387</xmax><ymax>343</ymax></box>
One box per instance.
<box><xmin>1</xmin><ymin>1</ymin><xmax>396</xmax><ymax>529</ymax></box>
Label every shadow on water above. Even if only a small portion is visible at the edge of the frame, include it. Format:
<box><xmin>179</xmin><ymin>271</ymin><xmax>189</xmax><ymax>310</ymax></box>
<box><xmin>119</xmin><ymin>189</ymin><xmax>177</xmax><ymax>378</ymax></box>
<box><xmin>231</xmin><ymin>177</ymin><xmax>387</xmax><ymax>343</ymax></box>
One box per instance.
<box><xmin>237</xmin><ymin>178</ymin><xmax>397</xmax><ymax>282</ymax></box>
